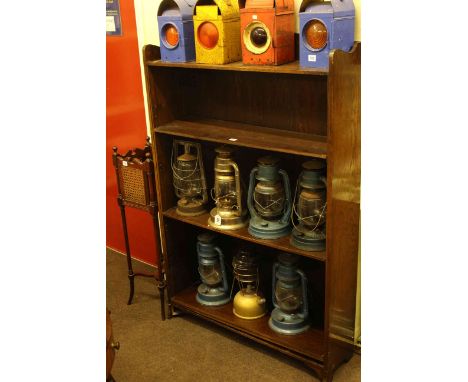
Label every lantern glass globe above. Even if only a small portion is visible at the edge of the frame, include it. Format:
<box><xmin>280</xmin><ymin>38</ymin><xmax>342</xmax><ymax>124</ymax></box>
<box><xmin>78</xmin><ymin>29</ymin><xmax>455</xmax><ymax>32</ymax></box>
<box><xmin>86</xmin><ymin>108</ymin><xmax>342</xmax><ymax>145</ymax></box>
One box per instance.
<box><xmin>305</xmin><ymin>20</ymin><xmax>328</xmax><ymax>50</ymax></box>
<box><xmin>198</xmin><ymin>22</ymin><xmax>219</xmax><ymax>49</ymax></box>
<box><xmin>163</xmin><ymin>24</ymin><xmax>179</xmax><ymax>48</ymax></box>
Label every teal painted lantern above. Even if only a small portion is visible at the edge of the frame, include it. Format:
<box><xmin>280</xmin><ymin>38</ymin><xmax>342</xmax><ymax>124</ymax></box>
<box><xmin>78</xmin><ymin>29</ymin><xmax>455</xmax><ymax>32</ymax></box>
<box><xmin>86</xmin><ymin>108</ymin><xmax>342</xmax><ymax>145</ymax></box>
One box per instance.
<box><xmin>247</xmin><ymin>156</ymin><xmax>292</xmax><ymax>239</ymax></box>
<box><xmin>269</xmin><ymin>253</ymin><xmax>309</xmax><ymax>335</ymax></box>
<box><xmin>290</xmin><ymin>160</ymin><xmax>327</xmax><ymax>251</ymax></box>
<box><xmin>196</xmin><ymin>232</ymin><xmax>230</xmax><ymax>306</ymax></box>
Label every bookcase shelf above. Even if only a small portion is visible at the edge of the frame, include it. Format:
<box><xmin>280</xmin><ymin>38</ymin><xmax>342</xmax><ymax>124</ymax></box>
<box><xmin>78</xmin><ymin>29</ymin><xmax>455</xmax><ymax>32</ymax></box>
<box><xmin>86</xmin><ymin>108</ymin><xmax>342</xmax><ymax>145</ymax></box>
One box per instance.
<box><xmin>156</xmin><ymin>118</ymin><xmax>327</xmax><ymax>159</ymax></box>
<box><xmin>163</xmin><ymin>207</ymin><xmax>327</xmax><ymax>262</ymax></box>
<box><xmin>171</xmin><ymin>285</ymin><xmax>326</xmax><ymax>361</ymax></box>
<box><xmin>147</xmin><ymin>59</ymin><xmax>329</xmax><ymax>76</ymax></box>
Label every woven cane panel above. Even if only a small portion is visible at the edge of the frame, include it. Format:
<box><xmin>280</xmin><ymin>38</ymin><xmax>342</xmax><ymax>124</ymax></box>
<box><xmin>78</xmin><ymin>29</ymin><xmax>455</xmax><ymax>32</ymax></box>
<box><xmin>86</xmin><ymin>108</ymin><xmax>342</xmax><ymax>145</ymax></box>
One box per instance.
<box><xmin>120</xmin><ymin>166</ymin><xmax>147</xmax><ymax>206</ymax></box>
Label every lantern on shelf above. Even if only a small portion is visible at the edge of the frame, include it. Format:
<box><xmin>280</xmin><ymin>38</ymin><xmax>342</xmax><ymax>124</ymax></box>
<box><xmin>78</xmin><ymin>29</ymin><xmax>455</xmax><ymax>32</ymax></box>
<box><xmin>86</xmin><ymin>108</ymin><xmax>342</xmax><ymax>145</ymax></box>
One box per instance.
<box><xmin>247</xmin><ymin>156</ymin><xmax>291</xmax><ymax>239</ymax></box>
<box><xmin>232</xmin><ymin>249</ymin><xmax>266</xmax><ymax>319</ymax></box>
<box><xmin>172</xmin><ymin>140</ymin><xmax>208</xmax><ymax>216</ymax></box>
<box><xmin>290</xmin><ymin>159</ymin><xmax>327</xmax><ymax>251</ymax></box>
<box><xmin>208</xmin><ymin>146</ymin><xmax>248</xmax><ymax>230</ymax></box>
<box><xmin>196</xmin><ymin>232</ymin><xmax>230</xmax><ymax>306</ymax></box>
<box><xmin>299</xmin><ymin>0</ymin><xmax>355</xmax><ymax>68</ymax></box>
<box><xmin>269</xmin><ymin>253</ymin><xmax>309</xmax><ymax>335</ymax></box>
<box><xmin>240</xmin><ymin>0</ymin><xmax>295</xmax><ymax>65</ymax></box>
<box><xmin>157</xmin><ymin>0</ymin><xmax>197</xmax><ymax>62</ymax></box>
<box><xmin>193</xmin><ymin>0</ymin><xmax>241</xmax><ymax>64</ymax></box>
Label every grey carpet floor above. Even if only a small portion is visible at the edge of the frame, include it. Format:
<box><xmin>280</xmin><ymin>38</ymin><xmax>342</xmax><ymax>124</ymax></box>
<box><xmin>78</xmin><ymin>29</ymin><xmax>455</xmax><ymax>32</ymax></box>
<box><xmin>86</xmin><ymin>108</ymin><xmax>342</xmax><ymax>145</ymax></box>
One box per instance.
<box><xmin>107</xmin><ymin>250</ymin><xmax>360</xmax><ymax>381</ymax></box>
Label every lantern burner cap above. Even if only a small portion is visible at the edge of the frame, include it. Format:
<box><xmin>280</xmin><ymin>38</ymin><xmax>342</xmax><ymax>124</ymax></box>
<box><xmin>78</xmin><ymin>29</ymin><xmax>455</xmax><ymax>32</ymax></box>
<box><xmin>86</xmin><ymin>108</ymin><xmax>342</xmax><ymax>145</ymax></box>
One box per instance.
<box><xmin>215</xmin><ymin>145</ymin><xmax>235</xmax><ymax>157</ymax></box>
<box><xmin>197</xmin><ymin>232</ymin><xmax>216</xmax><ymax>244</ymax></box>
<box><xmin>258</xmin><ymin>155</ymin><xmax>279</xmax><ymax>166</ymax></box>
<box><xmin>178</xmin><ymin>152</ymin><xmax>197</xmax><ymax>161</ymax></box>
<box><xmin>302</xmin><ymin>159</ymin><xmax>326</xmax><ymax>171</ymax></box>
<box><xmin>278</xmin><ymin>253</ymin><xmax>299</xmax><ymax>266</ymax></box>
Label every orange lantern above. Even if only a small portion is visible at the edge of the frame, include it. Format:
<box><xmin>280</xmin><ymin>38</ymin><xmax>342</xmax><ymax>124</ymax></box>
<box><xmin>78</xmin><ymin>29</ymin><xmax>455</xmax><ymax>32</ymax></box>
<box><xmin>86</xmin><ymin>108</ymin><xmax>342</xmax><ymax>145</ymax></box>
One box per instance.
<box><xmin>240</xmin><ymin>0</ymin><xmax>295</xmax><ymax>66</ymax></box>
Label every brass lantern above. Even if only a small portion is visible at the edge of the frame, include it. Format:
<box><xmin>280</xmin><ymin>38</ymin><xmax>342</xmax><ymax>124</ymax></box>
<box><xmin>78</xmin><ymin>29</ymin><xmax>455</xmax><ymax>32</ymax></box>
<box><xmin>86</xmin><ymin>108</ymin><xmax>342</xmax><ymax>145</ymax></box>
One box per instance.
<box><xmin>247</xmin><ymin>156</ymin><xmax>292</xmax><ymax>239</ymax></box>
<box><xmin>290</xmin><ymin>160</ymin><xmax>327</xmax><ymax>251</ymax></box>
<box><xmin>232</xmin><ymin>249</ymin><xmax>266</xmax><ymax>320</ymax></box>
<box><xmin>208</xmin><ymin>146</ymin><xmax>248</xmax><ymax>230</ymax></box>
<box><xmin>172</xmin><ymin>140</ymin><xmax>208</xmax><ymax>216</ymax></box>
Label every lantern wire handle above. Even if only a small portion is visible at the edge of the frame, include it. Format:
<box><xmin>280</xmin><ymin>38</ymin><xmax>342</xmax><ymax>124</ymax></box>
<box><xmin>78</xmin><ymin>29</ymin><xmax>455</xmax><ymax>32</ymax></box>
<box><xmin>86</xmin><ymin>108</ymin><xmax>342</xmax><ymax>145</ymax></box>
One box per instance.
<box><xmin>171</xmin><ymin>144</ymin><xmax>207</xmax><ymax>196</ymax></box>
<box><xmin>253</xmin><ymin>194</ymin><xmax>284</xmax><ymax>212</ymax></box>
<box><xmin>171</xmin><ymin>145</ymin><xmax>200</xmax><ymax>181</ymax></box>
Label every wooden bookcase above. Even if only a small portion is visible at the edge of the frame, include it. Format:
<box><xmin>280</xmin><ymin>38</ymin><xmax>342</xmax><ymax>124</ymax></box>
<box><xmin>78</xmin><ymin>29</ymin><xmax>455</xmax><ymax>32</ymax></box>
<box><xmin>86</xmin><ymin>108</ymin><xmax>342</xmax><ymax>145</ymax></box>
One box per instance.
<box><xmin>142</xmin><ymin>42</ymin><xmax>360</xmax><ymax>382</ymax></box>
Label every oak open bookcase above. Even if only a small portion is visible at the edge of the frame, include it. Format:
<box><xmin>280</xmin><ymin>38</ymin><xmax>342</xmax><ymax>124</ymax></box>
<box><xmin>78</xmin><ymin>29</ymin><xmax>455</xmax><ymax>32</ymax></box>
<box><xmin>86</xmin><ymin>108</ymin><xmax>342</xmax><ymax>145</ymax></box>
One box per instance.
<box><xmin>142</xmin><ymin>42</ymin><xmax>360</xmax><ymax>381</ymax></box>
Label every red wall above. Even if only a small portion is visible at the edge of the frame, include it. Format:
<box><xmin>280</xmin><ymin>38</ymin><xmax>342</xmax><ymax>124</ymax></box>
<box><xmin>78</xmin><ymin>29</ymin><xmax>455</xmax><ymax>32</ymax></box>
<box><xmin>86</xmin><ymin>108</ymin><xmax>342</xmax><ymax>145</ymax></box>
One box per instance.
<box><xmin>106</xmin><ymin>1</ymin><xmax>158</xmax><ymax>265</ymax></box>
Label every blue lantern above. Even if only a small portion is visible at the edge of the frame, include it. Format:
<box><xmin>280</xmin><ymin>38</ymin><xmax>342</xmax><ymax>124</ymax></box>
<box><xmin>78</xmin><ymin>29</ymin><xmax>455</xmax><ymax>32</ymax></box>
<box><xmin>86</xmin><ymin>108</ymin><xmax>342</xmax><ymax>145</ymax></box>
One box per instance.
<box><xmin>157</xmin><ymin>0</ymin><xmax>197</xmax><ymax>62</ymax></box>
<box><xmin>299</xmin><ymin>0</ymin><xmax>355</xmax><ymax>68</ymax></box>
<box><xmin>195</xmin><ymin>232</ymin><xmax>230</xmax><ymax>306</ymax></box>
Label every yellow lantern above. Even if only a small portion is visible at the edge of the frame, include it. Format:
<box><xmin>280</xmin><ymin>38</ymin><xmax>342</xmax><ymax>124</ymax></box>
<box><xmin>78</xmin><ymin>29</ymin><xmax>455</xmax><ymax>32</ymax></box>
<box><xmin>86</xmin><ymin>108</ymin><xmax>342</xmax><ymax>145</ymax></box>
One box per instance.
<box><xmin>193</xmin><ymin>0</ymin><xmax>241</xmax><ymax>64</ymax></box>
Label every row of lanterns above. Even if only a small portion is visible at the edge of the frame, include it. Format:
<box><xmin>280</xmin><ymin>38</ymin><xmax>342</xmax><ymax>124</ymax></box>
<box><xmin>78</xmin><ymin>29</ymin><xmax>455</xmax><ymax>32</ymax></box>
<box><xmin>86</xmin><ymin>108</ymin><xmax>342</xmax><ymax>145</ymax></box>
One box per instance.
<box><xmin>172</xmin><ymin>140</ymin><xmax>326</xmax><ymax>252</ymax></box>
<box><xmin>196</xmin><ymin>232</ymin><xmax>310</xmax><ymax>335</ymax></box>
<box><xmin>157</xmin><ymin>0</ymin><xmax>355</xmax><ymax>68</ymax></box>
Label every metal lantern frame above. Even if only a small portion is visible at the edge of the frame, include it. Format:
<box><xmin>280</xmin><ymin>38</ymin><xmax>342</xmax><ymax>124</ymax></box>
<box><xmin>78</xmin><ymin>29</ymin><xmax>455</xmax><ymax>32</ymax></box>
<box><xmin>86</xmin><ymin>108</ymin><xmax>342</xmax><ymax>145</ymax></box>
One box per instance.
<box><xmin>231</xmin><ymin>250</ymin><xmax>266</xmax><ymax>320</ymax></box>
<box><xmin>208</xmin><ymin>146</ymin><xmax>248</xmax><ymax>231</ymax></box>
<box><xmin>247</xmin><ymin>156</ymin><xmax>292</xmax><ymax>239</ymax></box>
<box><xmin>196</xmin><ymin>233</ymin><xmax>230</xmax><ymax>306</ymax></box>
<box><xmin>171</xmin><ymin>140</ymin><xmax>208</xmax><ymax>216</ymax></box>
<box><xmin>269</xmin><ymin>253</ymin><xmax>310</xmax><ymax>335</ymax></box>
<box><xmin>290</xmin><ymin>160</ymin><xmax>327</xmax><ymax>251</ymax></box>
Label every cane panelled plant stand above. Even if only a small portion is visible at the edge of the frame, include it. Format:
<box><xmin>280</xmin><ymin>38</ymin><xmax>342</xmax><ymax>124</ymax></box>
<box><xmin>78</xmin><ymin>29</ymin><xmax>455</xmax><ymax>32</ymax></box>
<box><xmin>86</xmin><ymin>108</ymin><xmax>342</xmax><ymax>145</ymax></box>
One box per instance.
<box><xmin>112</xmin><ymin>138</ymin><xmax>166</xmax><ymax>320</ymax></box>
<box><xmin>142</xmin><ymin>43</ymin><xmax>360</xmax><ymax>380</ymax></box>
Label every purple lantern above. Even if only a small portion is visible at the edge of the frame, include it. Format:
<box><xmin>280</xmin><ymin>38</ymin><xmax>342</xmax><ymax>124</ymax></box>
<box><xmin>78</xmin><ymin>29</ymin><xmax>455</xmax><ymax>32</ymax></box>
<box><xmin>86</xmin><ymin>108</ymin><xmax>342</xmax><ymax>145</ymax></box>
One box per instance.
<box><xmin>299</xmin><ymin>0</ymin><xmax>355</xmax><ymax>69</ymax></box>
<box><xmin>157</xmin><ymin>0</ymin><xmax>197</xmax><ymax>62</ymax></box>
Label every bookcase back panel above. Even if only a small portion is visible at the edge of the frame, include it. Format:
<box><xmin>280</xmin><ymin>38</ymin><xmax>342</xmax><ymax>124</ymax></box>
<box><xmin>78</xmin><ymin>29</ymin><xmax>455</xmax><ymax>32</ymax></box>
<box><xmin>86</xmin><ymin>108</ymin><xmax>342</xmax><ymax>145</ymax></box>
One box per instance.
<box><xmin>151</xmin><ymin>67</ymin><xmax>327</xmax><ymax>136</ymax></box>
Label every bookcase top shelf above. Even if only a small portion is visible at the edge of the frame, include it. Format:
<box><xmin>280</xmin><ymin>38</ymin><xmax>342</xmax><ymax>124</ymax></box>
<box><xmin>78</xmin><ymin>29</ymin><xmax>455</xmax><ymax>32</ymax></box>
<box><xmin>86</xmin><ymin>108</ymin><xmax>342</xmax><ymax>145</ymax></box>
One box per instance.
<box><xmin>156</xmin><ymin>119</ymin><xmax>328</xmax><ymax>159</ymax></box>
<box><xmin>147</xmin><ymin>59</ymin><xmax>329</xmax><ymax>76</ymax></box>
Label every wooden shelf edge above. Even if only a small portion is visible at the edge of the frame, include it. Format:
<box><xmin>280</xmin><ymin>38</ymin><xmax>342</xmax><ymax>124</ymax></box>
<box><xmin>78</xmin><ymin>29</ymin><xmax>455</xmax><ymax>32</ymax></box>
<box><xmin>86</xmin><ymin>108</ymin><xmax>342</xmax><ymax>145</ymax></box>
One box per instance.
<box><xmin>155</xmin><ymin>119</ymin><xmax>328</xmax><ymax>159</ymax></box>
<box><xmin>146</xmin><ymin>59</ymin><xmax>329</xmax><ymax>76</ymax></box>
<box><xmin>171</xmin><ymin>286</ymin><xmax>326</xmax><ymax>362</ymax></box>
<box><xmin>162</xmin><ymin>207</ymin><xmax>327</xmax><ymax>262</ymax></box>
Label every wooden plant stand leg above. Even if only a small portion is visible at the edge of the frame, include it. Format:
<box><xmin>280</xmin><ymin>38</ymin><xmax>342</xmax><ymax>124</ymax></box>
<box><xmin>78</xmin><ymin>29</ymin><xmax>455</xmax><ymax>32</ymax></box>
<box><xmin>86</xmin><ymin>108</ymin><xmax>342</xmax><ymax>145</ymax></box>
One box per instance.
<box><xmin>157</xmin><ymin>279</ymin><xmax>166</xmax><ymax>320</ymax></box>
<box><xmin>152</xmin><ymin>213</ymin><xmax>166</xmax><ymax>321</ymax></box>
<box><xmin>118</xmin><ymin>201</ymin><xmax>137</xmax><ymax>306</ymax></box>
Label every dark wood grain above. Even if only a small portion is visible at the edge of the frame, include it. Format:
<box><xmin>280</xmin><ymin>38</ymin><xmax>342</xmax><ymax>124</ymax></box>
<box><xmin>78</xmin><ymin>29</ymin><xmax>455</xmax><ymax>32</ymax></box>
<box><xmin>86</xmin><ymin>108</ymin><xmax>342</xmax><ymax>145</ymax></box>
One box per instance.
<box><xmin>324</xmin><ymin>42</ymin><xmax>361</xmax><ymax>375</ymax></box>
<box><xmin>163</xmin><ymin>207</ymin><xmax>327</xmax><ymax>262</ymax></box>
<box><xmin>146</xmin><ymin>66</ymin><xmax>328</xmax><ymax>136</ymax></box>
<box><xmin>172</xmin><ymin>285</ymin><xmax>326</xmax><ymax>361</ymax></box>
<box><xmin>156</xmin><ymin>118</ymin><xmax>327</xmax><ymax>158</ymax></box>
<box><xmin>142</xmin><ymin>41</ymin><xmax>361</xmax><ymax>381</ymax></box>
<box><xmin>147</xmin><ymin>59</ymin><xmax>328</xmax><ymax>76</ymax></box>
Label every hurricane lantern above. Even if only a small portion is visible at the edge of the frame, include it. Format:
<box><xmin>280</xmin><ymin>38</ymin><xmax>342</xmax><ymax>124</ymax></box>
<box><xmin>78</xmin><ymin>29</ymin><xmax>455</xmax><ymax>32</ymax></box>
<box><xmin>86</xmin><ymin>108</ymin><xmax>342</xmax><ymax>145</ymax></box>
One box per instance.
<box><xmin>232</xmin><ymin>250</ymin><xmax>266</xmax><ymax>319</ymax></box>
<box><xmin>290</xmin><ymin>159</ymin><xmax>327</xmax><ymax>251</ymax></box>
<box><xmin>208</xmin><ymin>146</ymin><xmax>248</xmax><ymax>230</ymax></box>
<box><xmin>269</xmin><ymin>253</ymin><xmax>309</xmax><ymax>335</ymax></box>
<box><xmin>196</xmin><ymin>232</ymin><xmax>230</xmax><ymax>306</ymax></box>
<box><xmin>172</xmin><ymin>140</ymin><xmax>208</xmax><ymax>216</ymax></box>
<box><xmin>247</xmin><ymin>156</ymin><xmax>291</xmax><ymax>239</ymax></box>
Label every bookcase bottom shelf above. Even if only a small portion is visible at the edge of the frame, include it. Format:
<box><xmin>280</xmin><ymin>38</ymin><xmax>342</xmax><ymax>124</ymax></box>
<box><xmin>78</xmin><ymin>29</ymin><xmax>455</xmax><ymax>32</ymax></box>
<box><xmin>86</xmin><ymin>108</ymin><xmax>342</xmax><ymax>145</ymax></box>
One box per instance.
<box><xmin>171</xmin><ymin>285</ymin><xmax>326</xmax><ymax>363</ymax></box>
